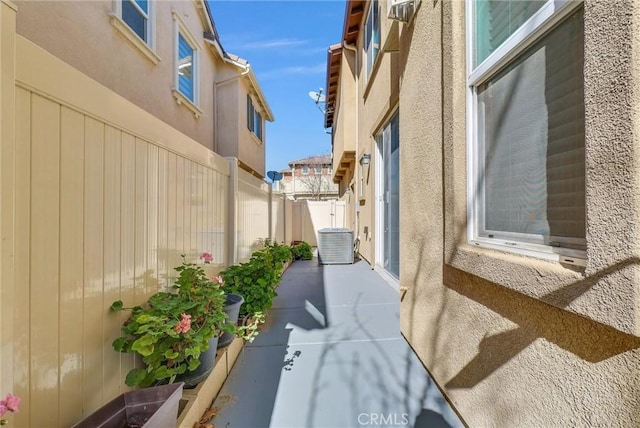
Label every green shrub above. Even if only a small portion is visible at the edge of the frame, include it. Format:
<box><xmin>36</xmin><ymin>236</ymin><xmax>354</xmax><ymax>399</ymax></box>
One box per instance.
<box><xmin>292</xmin><ymin>241</ymin><xmax>313</xmax><ymax>260</ymax></box>
<box><xmin>265</xmin><ymin>239</ymin><xmax>293</xmax><ymax>265</ymax></box>
<box><xmin>220</xmin><ymin>240</ymin><xmax>295</xmax><ymax>323</ymax></box>
<box><xmin>221</xmin><ymin>247</ymin><xmax>284</xmax><ymax>318</ymax></box>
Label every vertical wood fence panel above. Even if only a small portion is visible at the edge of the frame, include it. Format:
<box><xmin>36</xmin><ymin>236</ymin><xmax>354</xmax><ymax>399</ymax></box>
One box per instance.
<box><xmin>8</xmin><ymin>34</ymin><xmax>232</xmax><ymax>425</ymax></box>
<box><xmin>237</xmin><ymin>168</ymin><xmax>270</xmax><ymax>262</ymax></box>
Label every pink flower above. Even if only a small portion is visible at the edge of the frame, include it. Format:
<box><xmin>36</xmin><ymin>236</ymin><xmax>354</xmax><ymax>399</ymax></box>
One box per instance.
<box><xmin>0</xmin><ymin>402</ymin><xmax>7</xmax><ymax>418</ymax></box>
<box><xmin>213</xmin><ymin>275</ymin><xmax>225</xmax><ymax>286</ymax></box>
<box><xmin>200</xmin><ymin>252</ymin><xmax>214</xmax><ymax>264</ymax></box>
<box><xmin>3</xmin><ymin>394</ymin><xmax>19</xmax><ymax>413</ymax></box>
<box><xmin>175</xmin><ymin>313</ymin><xmax>191</xmax><ymax>334</ymax></box>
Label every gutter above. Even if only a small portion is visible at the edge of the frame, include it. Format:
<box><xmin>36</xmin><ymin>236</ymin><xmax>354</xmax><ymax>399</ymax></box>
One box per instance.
<box><xmin>342</xmin><ymin>41</ymin><xmax>359</xmax><ymax>244</ymax></box>
<box><xmin>203</xmin><ymin>37</ymin><xmax>275</xmax><ymax>122</ymax></box>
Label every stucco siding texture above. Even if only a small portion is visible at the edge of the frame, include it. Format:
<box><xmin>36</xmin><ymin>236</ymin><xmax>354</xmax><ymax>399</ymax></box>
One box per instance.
<box><xmin>216</xmin><ymin>78</ymin><xmax>240</xmax><ymax>158</ymax></box>
<box><xmin>238</xmin><ymin>81</ymin><xmax>266</xmax><ymax>178</ymax></box>
<box><xmin>357</xmin><ymin>1</ymin><xmax>400</xmax><ymax>266</ymax></box>
<box><xmin>401</xmin><ymin>0</ymin><xmax>640</xmax><ymax>426</ymax></box>
<box><xmin>15</xmin><ymin>0</ymin><xmax>216</xmax><ymax>151</ymax></box>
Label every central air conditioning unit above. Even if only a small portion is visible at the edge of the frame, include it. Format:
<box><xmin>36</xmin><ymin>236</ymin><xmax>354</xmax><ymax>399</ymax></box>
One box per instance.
<box><xmin>387</xmin><ymin>0</ymin><xmax>419</xmax><ymax>22</ymax></box>
<box><xmin>318</xmin><ymin>228</ymin><xmax>354</xmax><ymax>264</ymax></box>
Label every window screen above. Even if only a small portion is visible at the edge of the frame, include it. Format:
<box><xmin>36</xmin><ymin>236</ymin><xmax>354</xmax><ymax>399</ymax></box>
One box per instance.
<box><xmin>476</xmin><ymin>8</ymin><xmax>585</xmax><ymax>249</ymax></box>
<box><xmin>475</xmin><ymin>0</ymin><xmax>546</xmax><ymax>66</ymax></box>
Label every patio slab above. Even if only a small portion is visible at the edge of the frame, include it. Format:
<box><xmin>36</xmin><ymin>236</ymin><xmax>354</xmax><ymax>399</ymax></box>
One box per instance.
<box><xmin>210</xmin><ymin>260</ymin><xmax>464</xmax><ymax>428</ymax></box>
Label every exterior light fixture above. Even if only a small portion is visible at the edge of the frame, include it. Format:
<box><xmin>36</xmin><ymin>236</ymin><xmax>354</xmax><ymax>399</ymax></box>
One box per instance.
<box><xmin>360</xmin><ymin>153</ymin><xmax>371</xmax><ymax>166</ymax></box>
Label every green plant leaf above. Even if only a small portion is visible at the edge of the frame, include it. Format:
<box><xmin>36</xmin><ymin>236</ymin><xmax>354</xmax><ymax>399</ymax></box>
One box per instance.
<box><xmin>164</xmin><ymin>349</ymin><xmax>179</xmax><ymax>359</ymax></box>
<box><xmin>188</xmin><ymin>358</ymin><xmax>201</xmax><ymax>372</ymax></box>
<box><xmin>110</xmin><ymin>300</ymin><xmax>124</xmax><ymax>311</ymax></box>
<box><xmin>131</xmin><ymin>334</ymin><xmax>155</xmax><ymax>356</ymax></box>
<box><xmin>125</xmin><ymin>368</ymin><xmax>147</xmax><ymax>387</ymax></box>
<box><xmin>154</xmin><ymin>365</ymin><xmax>175</xmax><ymax>380</ymax></box>
<box><xmin>136</xmin><ymin>314</ymin><xmax>152</xmax><ymax>324</ymax></box>
<box><xmin>112</xmin><ymin>336</ymin><xmax>128</xmax><ymax>352</ymax></box>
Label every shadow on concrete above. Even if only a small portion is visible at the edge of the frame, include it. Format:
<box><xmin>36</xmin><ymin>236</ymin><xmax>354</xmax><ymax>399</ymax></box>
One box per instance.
<box><xmin>213</xmin><ymin>258</ymin><xmax>463</xmax><ymax>427</ymax></box>
<box><xmin>414</xmin><ymin>408</ymin><xmax>455</xmax><ymax>428</ymax></box>
<box><xmin>211</xmin><ymin>259</ymin><xmax>328</xmax><ymax>427</ymax></box>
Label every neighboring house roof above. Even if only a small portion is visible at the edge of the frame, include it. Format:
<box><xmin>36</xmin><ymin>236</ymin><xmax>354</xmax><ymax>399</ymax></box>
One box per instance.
<box><xmin>288</xmin><ymin>154</ymin><xmax>332</xmax><ymax>167</ymax></box>
<box><xmin>200</xmin><ymin>2</ymin><xmax>275</xmax><ymax>122</ymax></box>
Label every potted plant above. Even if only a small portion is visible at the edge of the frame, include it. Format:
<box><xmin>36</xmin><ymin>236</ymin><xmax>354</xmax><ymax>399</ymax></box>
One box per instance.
<box><xmin>210</xmin><ymin>272</ymin><xmax>244</xmax><ymax>349</ymax></box>
<box><xmin>219</xmin><ymin>240</ymin><xmax>292</xmax><ymax>342</ymax></box>
<box><xmin>110</xmin><ymin>256</ymin><xmax>228</xmax><ymax>388</ymax></box>
<box><xmin>71</xmin><ymin>383</ymin><xmax>183</xmax><ymax>428</ymax></box>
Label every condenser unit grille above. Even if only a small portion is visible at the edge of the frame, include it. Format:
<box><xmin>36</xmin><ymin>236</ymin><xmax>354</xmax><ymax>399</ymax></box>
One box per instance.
<box><xmin>318</xmin><ymin>228</ymin><xmax>354</xmax><ymax>264</ymax></box>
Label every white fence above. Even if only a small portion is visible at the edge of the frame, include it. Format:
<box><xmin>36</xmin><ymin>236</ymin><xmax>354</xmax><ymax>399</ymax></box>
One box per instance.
<box><xmin>291</xmin><ymin>199</ymin><xmax>346</xmax><ymax>246</ymax></box>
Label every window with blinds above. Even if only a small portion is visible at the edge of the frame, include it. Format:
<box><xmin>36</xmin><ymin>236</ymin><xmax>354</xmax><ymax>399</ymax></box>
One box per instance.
<box><xmin>122</xmin><ymin>0</ymin><xmax>149</xmax><ymax>43</ymax></box>
<box><xmin>474</xmin><ymin>0</ymin><xmax>546</xmax><ymax>67</ymax></box>
<box><xmin>469</xmin><ymin>1</ymin><xmax>585</xmax><ymax>260</ymax></box>
<box><xmin>177</xmin><ymin>34</ymin><xmax>194</xmax><ymax>102</ymax></box>
<box><xmin>247</xmin><ymin>96</ymin><xmax>263</xmax><ymax>142</ymax></box>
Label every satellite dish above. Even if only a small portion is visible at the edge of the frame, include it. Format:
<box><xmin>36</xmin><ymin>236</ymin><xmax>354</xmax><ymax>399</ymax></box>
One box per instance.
<box><xmin>308</xmin><ymin>90</ymin><xmax>326</xmax><ymax>104</ymax></box>
<box><xmin>267</xmin><ymin>170</ymin><xmax>283</xmax><ymax>182</ymax></box>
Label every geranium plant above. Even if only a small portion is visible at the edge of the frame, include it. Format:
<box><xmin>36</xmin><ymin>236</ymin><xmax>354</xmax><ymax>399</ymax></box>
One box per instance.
<box><xmin>111</xmin><ymin>256</ymin><xmax>229</xmax><ymax>387</ymax></box>
<box><xmin>0</xmin><ymin>393</ymin><xmax>20</xmax><ymax>425</ymax></box>
<box><xmin>200</xmin><ymin>251</ymin><xmax>214</xmax><ymax>264</ymax></box>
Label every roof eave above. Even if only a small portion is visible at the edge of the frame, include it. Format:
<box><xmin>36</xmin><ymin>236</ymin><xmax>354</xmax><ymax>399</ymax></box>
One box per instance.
<box><xmin>324</xmin><ymin>45</ymin><xmax>343</xmax><ymax>129</ymax></box>
<box><xmin>246</xmin><ymin>70</ymin><xmax>275</xmax><ymax>122</ymax></box>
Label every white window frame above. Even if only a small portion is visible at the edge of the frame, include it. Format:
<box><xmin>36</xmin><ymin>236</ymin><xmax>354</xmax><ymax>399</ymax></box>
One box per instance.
<box><xmin>364</xmin><ymin>0</ymin><xmax>380</xmax><ymax>79</ymax></box>
<box><xmin>314</xmin><ymin>167</ymin><xmax>322</xmax><ymax>175</ymax></box>
<box><xmin>247</xmin><ymin>95</ymin><xmax>264</xmax><ymax>143</ymax></box>
<box><xmin>302</xmin><ymin>166</ymin><xmax>309</xmax><ymax>175</ymax></box>
<box><xmin>171</xmin><ymin>12</ymin><xmax>202</xmax><ymax>118</ymax></box>
<box><xmin>110</xmin><ymin>0</ymin><xmax>160</xmax><ymax>64</ymax></box>
<box><xmin>254</xmin><ymin>110</ymin><xmax>263</xmax><ymax>142</ymax></box>
<box><xmin>466</xmin><ymin>0</ymin><xmax>585</xmax><ymax>265</ymax></box>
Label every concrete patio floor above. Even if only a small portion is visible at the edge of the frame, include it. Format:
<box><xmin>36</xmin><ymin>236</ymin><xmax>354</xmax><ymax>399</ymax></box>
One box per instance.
<box><xmin>210</xmin><ymin>259</ymin><xmax>464</xmax><ymax>428</ymax></box>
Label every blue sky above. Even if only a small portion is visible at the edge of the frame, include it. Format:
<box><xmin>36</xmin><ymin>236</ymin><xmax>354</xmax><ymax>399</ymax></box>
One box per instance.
<box><xmin>207</xmin><ymin>0</ymin><xmax>346</xmax><ymax>174</ymax></box>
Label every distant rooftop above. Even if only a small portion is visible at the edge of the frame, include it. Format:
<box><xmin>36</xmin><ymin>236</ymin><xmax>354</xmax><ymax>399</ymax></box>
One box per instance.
<box><xmin>288</xmin><ymin>154</ymin><xmax>332</xmax><ymax>167</ymax></box>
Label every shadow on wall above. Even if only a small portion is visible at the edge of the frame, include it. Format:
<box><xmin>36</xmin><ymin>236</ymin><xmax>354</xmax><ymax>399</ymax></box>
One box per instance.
<box><xmin>443</xmin><ymin>258</ymin><xmax>640</xmax><ymax>389</ymax></box>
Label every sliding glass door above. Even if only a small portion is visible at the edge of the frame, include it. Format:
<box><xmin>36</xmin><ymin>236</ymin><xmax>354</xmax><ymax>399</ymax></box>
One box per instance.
<box><xmin>376</xmin><ymin>112</ymin><xmax>400</xmax><ymax>279</ymax></box>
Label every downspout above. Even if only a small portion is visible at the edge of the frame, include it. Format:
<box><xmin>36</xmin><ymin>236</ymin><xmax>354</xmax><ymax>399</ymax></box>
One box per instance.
<box><xmin>213</xmin><ymin>63</ymin><xmax>250</xmax><ymax>153</ymax></box>
<box><xmin>342</xmin><ymin>42</ymin><xmax>359</xmax><ymax>248</ymax></box>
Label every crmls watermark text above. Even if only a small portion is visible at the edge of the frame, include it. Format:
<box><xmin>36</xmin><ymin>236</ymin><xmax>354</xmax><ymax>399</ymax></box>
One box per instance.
<box><xmin>357</xmin><ymin>413</ymin><xmax>410</xmax><ymax>426</ymax></box>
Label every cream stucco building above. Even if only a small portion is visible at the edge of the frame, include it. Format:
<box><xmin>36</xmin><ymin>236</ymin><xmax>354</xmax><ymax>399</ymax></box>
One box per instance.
<box><xmin>14</xmin><ymin>0</ymin><xmax>273</xmax><ymax>178</ymax></box>
<box><xmin>327</xmin><ymin>0</ymin><xmax>640</xmax><ymax>425</ymax></box>
<box><xmin>276</xmin><ymin>154</ymin><xmax>339</xmax><ymax>201</ymax></box>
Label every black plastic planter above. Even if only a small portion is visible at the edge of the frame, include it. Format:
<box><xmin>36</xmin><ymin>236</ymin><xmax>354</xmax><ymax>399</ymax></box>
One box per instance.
<box><xmin>175</xmin><ymin>335</ymin><xmax>219</xmax><ymax>388</ymax></box>
<box><xmin>71</xmin><ymin>382</ymin><xmax>184</xmax><ymax>428</ymax></box>
<box><xmin>218</xmin><ymin>293</ymin><xmax>244</xmax><ymax>348</ymax></box>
